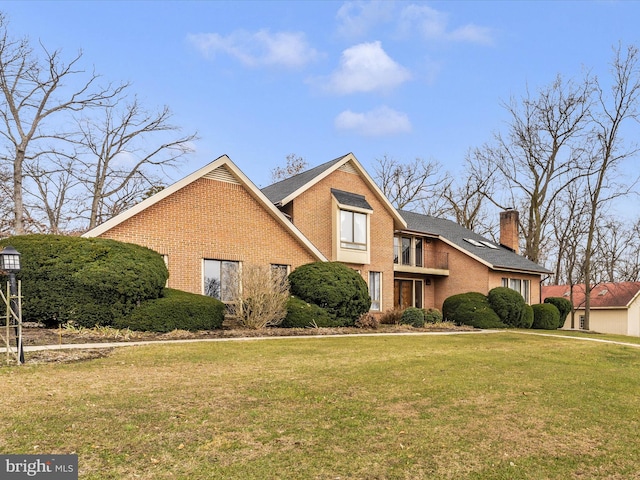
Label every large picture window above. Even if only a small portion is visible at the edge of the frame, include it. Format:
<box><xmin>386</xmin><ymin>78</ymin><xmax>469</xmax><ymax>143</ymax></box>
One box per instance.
<box><xmin>204</xmin><ymin>259</ymin><xmax>239</xmax><ymax>301</ymax></box>
<box><xmin>340</xmin><ymin>210</ymin><xmax>367</xmax><ymax>250</ymax></box>
<box><xmin>369</xmin><ymin>271</ymin><xmax>381</xmax><ymax>311</ymax></box>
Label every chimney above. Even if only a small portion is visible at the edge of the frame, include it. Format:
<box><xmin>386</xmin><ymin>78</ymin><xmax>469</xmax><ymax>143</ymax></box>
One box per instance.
<box><xmin>500</xmin><ymin>209</ymin><xmax>520</xmax><ymax>254</ymax></box>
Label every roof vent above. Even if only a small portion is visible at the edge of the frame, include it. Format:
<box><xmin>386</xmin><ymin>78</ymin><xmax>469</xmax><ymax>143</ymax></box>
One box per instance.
<box><xmin>598</xmin><ymin>289</ymin><xmax>608</xmax><ymax>296</ymax></box>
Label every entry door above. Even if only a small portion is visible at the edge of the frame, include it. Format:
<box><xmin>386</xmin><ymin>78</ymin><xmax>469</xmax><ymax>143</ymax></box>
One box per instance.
<box><xmin>394</xmin><ymin>280</ymin><xmax>413</xmax><ymax>310</ymax></box>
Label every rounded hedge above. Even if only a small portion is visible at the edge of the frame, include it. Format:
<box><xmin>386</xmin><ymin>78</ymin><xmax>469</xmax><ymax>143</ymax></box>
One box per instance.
<box><xmin>522</xmin><ymin>304</ymin><xmax>534</xmax><ymax>329</ymax></box>
<box><xmin>0</xmin><ymin>235</ymin><xmax>168</xmax><ymax>328</ymax></box>
<box><xmin>544</xmin><ymin>296</ymin><xmax>572</xmax><ymax>329</ymax></box>
<box><xmin>280</xmin><ymin>296</ymin><xmax>341</xmax><ymax>328</ymax></box>
<box><xmin>488</xmin><ymin>287</ymin><xmax>528</xmax><ymax>328</ymax></box>
<box><xmin>442</xmin><ymin>292</ymin><xmax>506</xmax><ymax>329</ymax></box>
<box><xmin>288</xmin><ymin>262</ymin><xmax>371</xmax><ymax>326</ymax></box>
<box><xmin>532</xmin><ymin>303</ymin><xmax>561</xmax><ymax>330</ymax></box>
<box><xmin>401</xmin><ymin>307</ymin><xmax>425</xmax><ymax>327</ymax></box>
<box><xmin>424</xmin><ymin>308</ymin><xmax>443</xmax><ymax>324</ymax></box>
<box><xmin>115</xmin><ymin>288</ymin><xmax>225</xmax><ymax>332</ymax></box>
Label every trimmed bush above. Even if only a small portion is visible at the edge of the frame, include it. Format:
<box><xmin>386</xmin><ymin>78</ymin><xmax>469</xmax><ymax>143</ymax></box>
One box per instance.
<box><xmin>401</xmin><ymin>307</ymin><xmax>425</xmax><ymax>327</ymax></box>
<box><xmin>488</xmin><ymin>287</ymin><xmax>528</xmax><ymax>328</ymax></box>
<box><xmin>442</xmin><ymin>292</ymin><xmax>506</xmax><ymax>329</ymax></box>
<box><xmin>117</xmin><ymin>288</ymin><xmax>225</xmax><ymax>332</ymax></box>
<box><xmin>544</xmin><ymin>297</ymin><xmax>572</xmax><ymax>329</ymax></box>
<box><xmin>423</xmin><ymin>308</ymin><xmax>443</xmax><ymax>324</ymax></box>
<box><xmin>288</xmin><ymin>262</ymin><xmax>371</xmax><ymax>326</ymax></box>
<box><xmin>532</xmin><ymin>303</ymin><xmax>561</xmax><ymax>330</ymax></box>
<box><xmin>280</xmin><ymin>296</ymin><xmax>341</xmax><ymax>328</ymax></box>
<box><xmin>522</xmin><ymin>304</ymin><xmax>534</xmax><ymax>329</ymax></box>
<box><xmin>0</xmin><ymin>235</ymin><xmax>168</xmax><ymax>328</ymax></box>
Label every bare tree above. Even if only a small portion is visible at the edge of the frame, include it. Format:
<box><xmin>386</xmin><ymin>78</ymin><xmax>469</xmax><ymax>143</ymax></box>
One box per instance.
<box><xmin>227</xmin><ymin>264</ymin><xmax>290</xmax><ymax>329</ymax></box>
<box><xmin>469</xmin><ymin>74</ymin><xmax>594</xmax><ymax>263</ymax></box>
<box><xmin>373</xmin><ymin>155</ymin><xmax>447</xmax><ymax>213</ymax></box>
<box><xmin>441</xmin><ymin>153</ymin><xmax>497</xmax><ymax>237</ymax></box>
<box><xmin>581</xmin><ymin>44</ymin><xmax>640</xmax><ymax>329</ymax></box>
<box><xmin>73</xmin><ymin>96</ymin><xmax>197</xmax><ymax>229</ymax></box>
<box><xmin>270</xmin><ymin>153</ymin><xmax>308</xmax><ymax>183</ymax></box>
<box><xmin>0</xmin><ymin>13</ymin><xmax>124</xmax><ymax>234</ymax></box>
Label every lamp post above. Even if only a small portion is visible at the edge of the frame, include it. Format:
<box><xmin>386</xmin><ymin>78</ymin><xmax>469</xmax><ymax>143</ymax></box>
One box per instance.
<box><xmin>0</xmin><ymin>246</ymin><xmax>22</xmax><ymax>364</ymax></box>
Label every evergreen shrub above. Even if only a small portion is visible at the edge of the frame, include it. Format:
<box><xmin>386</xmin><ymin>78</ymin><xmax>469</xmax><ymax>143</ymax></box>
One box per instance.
<box><xmin>0</xmin><ymin>235</ymin><xmax>168</xmax><ymax>328</ymax></box>
<box><xmin>117</xmin><ymin>288</ymin><xmax>225</xmax><ymax>332</ymax></box>
<box><xmin>532</xmin><ymin>303</ymin><xmax>561</xmax><ymax>330</ymax></box>
<box><xmin>401</xmin><ymin>307</ymin><xmax>425</xmax><ymax>327</ymax></box>
<box><xmin>522</xmin><ymin>304</ymin><xmax>534</xmax><ymax>329</ymax></box>
<box><xmin>288</xmin><ymin>262</ymin><xmax>371</xmax><ymax>326</ymax></box>
<box><xmin>423</xmin><ymin>308</ymin><xmax>443</xmax><ymax>323</ymax></box>
<box><xmin>544</xmin><ymin>297</ymin><xmax>572</xmax><ymax>329</ymax></box>
<box><xmin>488</xmin><ymin>287</ymin><xmax>528</xmax><ymax>328</ymax></box>
<box><xmin>442</xmin><ymin>292</ymin><xmax>506</xmax><ymax>329</ymax></box>
<box><xmin>280</xmin><ymin>296</ymin><xmax>341</xmax><ymax>328</ymax></box>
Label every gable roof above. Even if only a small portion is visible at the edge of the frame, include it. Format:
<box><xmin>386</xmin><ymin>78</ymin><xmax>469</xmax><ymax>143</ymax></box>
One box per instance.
<box><xmin>262</xmin><ymin>153</ymin><xmax>407</xmax><ymax>229</ymax></box>
<box><xmin>542</xmin><ymin>282</ymin><xmax>640</xmax><ymax>309</ymax></box>
<box><xmin>82</xmin><ymin>155</ymin><xmax>327</xmax><ymax>262</ymax></box>
<box><xmin>399</xmin><ymin>209</ymin><xmax>551</xmax><ymax>275</ymax></box>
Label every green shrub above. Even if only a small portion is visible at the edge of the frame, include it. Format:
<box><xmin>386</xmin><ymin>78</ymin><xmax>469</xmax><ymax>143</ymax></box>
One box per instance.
<box><xmin>544</xmin><ymin>297</ymin><xmax>572</xmax><ymax>329</ymax></box>
<box><xmin>522</xmin><ymin>304</ymin><xmax>534</xmax><ymax>329</ymax></box>
<box><xmin>280</xmin><ymin>296</ymin><xmax>341</xmax><ymax>328</ymax></box>
<box><xmin>116</xmin><ymin>288</ymin><xmax>225</xmax><ymax>332</ymax></box>
<box><xmin>0</xmin><ymin>235</ymin><xmax>168</xmax><ymax>328</ymax></box>
<box><xmin>401</xmin><ymin>307</ymin><xmax>425</xmax><ymax>327</ymax></box>
<box><xmin>442</xmin><ymin>292</ymin><xmax>506</xmax><ymax>329</ymax></box>
<box><xmin>488</xmin><ymin>287</ymin><xmax>528</xmax><ymax>327</ymax></box>
<box><xmin>288</xmin><ymin>262</ymin><xmax>371</xmax><ymax>326</ymax></box>
<box><xmin>532</xmin><ymin>303</ymin><xmax>561</xmax><ymax>330</ymax></box>
<box><xmin>423</xmin><ymin>308</ymin><xmax>443</xmax><ymax>324</ymax></box>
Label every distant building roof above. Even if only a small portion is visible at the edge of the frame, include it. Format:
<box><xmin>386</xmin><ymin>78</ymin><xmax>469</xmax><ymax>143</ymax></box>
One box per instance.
<box><xmin>399</xmin><ymin>209</ymin><xmax>551</xmax><ymax>275</ymax></box>
<box><xmin>542</xmin><ymin>282</ymin><xmax>640</xmax><ymax>309</ymax></box>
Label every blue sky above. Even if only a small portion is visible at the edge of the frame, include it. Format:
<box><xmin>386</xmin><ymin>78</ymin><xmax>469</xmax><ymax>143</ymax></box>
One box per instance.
<box><xmin>3</xmin><ymin>1</ymin><xmax>640</xmax><ymax>191</ymax></box>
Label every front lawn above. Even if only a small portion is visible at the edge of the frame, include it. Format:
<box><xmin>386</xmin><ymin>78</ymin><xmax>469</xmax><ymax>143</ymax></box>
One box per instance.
<box><xmin>1</xmin><ymin>332</ymin><xmax>639</xmax><ymax>479</ymax></box>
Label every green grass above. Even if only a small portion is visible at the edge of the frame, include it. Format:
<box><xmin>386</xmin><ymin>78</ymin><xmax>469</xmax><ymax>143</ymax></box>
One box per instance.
<box><xmin>2</xmin><ymin>332</ymin><xmax>640</xmax><ymax>479</ymax></box>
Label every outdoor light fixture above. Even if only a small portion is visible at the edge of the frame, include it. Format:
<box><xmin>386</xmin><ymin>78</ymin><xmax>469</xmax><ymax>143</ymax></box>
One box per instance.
<box><xmin>0</xmin><ymin>245</ymin><xmax>23</xmax><ymax>364</ymax></box>
<box><xmin>0</xmin><ymin>245</ymin><xmax>21</xmax><ymax>272</ymax></box>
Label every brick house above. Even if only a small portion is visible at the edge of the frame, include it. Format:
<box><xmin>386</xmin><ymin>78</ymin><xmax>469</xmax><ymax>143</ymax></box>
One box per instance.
<box><xmin>83</xmin><ymin>153</ymin><xmax>550</xmax><ymax>312</ymax></box>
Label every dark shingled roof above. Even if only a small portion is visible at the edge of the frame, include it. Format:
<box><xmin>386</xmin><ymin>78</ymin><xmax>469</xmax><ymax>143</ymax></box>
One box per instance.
<box><xmin>262</xmin><ymin>155</ymin><xmax>349</xmax><ymax>205</ymax></box>
<box><xmin>331</xmin><ymin>189</ymin><xmax>372</xmax><ymax>210</ymax></box>
<box><xmin>399</xmin><ymin>209</ymin><xmax>551</xmax><ymax>274</ymax></box>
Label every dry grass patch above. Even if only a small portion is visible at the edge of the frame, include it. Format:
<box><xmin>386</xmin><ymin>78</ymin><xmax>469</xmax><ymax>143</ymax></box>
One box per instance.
<box><xmin>2</xmin><ymin>333</ymin><xmax>640</xmax><ymax>479</ymax></box>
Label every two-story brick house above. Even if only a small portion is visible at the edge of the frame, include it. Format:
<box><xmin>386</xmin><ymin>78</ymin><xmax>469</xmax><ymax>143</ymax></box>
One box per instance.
<box><xmin>83</xmin><ymin>153</ymin><xmax>550</xmax><ymax>313</ymax></box>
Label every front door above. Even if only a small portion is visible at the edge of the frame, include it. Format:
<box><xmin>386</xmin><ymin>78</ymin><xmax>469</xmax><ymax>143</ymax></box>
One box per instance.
<box><xmin>394</xmin><ymin>279</ymin><xmax>413</xmax><ymax>310</ymax></box>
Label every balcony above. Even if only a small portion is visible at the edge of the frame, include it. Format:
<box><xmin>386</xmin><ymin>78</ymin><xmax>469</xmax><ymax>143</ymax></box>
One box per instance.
<box><xmin>393</xmin><ymin>241</ymin><xmax>449</xmax><ymax>276</ymax></box>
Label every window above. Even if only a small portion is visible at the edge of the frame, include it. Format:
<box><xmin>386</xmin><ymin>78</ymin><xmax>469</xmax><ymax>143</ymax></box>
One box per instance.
<box><xmin>340</xmin><ymin>210</ymin><xmax>367</xmax><ymax>250</ymax></box>
<box><xmin>369</xmin><ymin>271</ymin><xmax>381</xmax><ymax>311</ymax></box>
<box><xmin>579</xmin><ymin>315</ymin><xmax>585</xmax><ymax>330</ymax></box>
<box><xmin>502</xmin><ymin>277</ymin><xmax>530</xmax><ymax>303</ymax></box>
<box><xmin>271</xmin><ymin>264</ymin><xmax>289</xmax><ymax>287</ymax></box>
<box><xmin>415</xmin><ymin>238</ymin><xmax>423</xmax><ymax>267</ymax></box>
<box><xmin>204</xmin><ymin>259</ymin><xmax>239</xmax><ymax>301</ymax></box>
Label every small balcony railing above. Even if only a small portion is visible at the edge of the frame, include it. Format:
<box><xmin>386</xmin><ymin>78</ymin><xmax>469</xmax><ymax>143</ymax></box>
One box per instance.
<box><xmin>393</xmin><ymin>246</ymin><xmax>449</xmax><ymax>270</ymax></box>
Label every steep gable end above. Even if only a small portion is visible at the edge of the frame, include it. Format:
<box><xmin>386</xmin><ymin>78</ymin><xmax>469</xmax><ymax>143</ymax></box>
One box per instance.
<box><xmin>203</xmin><ymin>164</ymin><xmax>240</xmax><ymax>184</ymax></box>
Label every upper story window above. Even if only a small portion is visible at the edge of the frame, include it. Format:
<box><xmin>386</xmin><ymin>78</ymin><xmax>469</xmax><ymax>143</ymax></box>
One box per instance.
<box><xmin>340</xmin><ymin>209</ymin><xmax>367</xmax><ymax>250</ymax></box>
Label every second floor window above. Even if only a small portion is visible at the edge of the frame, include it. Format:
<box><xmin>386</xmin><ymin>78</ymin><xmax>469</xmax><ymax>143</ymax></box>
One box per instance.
<box><xmin>340</xmin><ymin>209</ymin><xmax>367</xmax><ymax>250</ymax></box>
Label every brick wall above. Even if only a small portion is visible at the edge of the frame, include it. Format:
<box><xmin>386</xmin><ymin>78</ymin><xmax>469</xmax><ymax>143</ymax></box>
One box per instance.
<box><xmin>98</xmin><ymin>177</ymin><xmax>318</xmax><ymax>294</ymax></box>
<box><xmin>291</xmin><ymin>168</ymin><xmax>396</xmax><ymax>313</ymax></box>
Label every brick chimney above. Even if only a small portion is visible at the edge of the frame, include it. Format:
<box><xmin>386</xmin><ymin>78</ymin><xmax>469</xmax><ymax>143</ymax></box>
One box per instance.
<box><xmin>500</xmin><ymin>209</ymin><xmax>520</xmax><ymax>254</ymax></box>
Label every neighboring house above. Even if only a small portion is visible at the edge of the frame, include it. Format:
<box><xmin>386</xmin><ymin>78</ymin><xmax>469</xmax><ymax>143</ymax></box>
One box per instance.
<box><xmin>83</xmin><ymin>153</ymin><xmax>550</xmax><ymax>313</ymax></box>
<box><xmin>542</xmin><ymin>282</ymin><xmax>640</xmax><ymax>336</ymax></box>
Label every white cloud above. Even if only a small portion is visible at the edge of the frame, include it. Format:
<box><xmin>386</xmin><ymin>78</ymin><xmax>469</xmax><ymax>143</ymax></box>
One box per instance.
<box><xmin>399</xmin><ymin>4</ymin><xmax>494</xmax><ymax>45</ymax></box>
<box><xmin>334</xmin><ymin>106</ymin><xmax>411</xmax><ymax>136</ymax></box>
<box><xmin>323</xmin><ymin>41</ymin><xmax>411</xmax><ymax>95</ymax></box>
<box><xmin>336</xmin><ymin>1</ymin><xmax>395</xmax><ymax>38</ymax></box>
<box><xmin>187</xmin><ymin>29</ymin><xmax>320</xmax><ymax>69</ymax></box>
